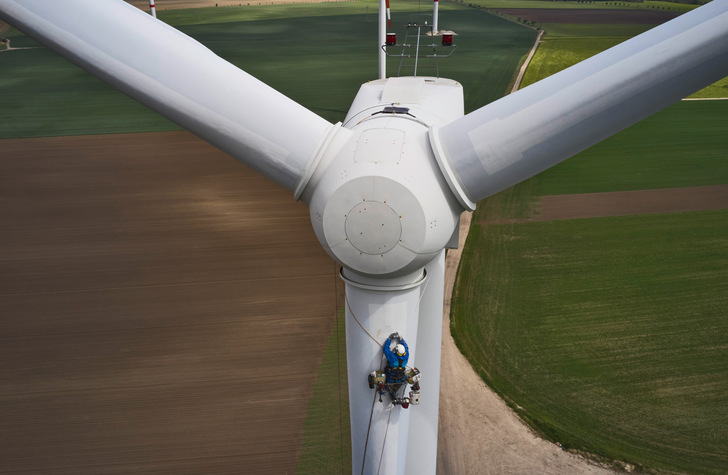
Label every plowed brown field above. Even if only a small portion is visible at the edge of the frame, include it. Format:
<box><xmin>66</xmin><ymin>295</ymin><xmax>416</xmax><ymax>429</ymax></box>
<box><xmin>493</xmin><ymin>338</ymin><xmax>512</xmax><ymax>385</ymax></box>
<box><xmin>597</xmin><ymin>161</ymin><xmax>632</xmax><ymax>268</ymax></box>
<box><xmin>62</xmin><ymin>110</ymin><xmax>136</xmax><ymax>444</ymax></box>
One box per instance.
<box><xmin>0</xmin><ymin>132</ymin><xmax>342</xmax><ymax>474</ymax></box>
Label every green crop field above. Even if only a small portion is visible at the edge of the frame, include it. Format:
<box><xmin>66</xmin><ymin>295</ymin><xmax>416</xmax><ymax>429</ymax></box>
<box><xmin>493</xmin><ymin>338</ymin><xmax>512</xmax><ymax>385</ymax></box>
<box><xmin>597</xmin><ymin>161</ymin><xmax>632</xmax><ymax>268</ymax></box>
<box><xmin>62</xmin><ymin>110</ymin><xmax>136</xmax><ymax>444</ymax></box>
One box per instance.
<box><xmin>452</xmin><ymin>209</ymin><xmax>728</xmax><ymax>473</ymax></box>
<box><xmin>0</xmin><ymin>0</ymin><xmax>536</xmax><ymax>139</ymax></box>
<box><xmin>451</xmin><ymin>2</ymin><xmax>728</xmax><ymax>473</ymax></box>
<box><xmin>522</xmin><ymin>35</ymin><xmax>728</xmax><ymax>98</ymax></box>
<box><xmin>520</xmin><ymin>36</ymin><xmax>625</xmax><ymax>88</ymax></box>
<box><xmin>520</xmin><ymin>19</ymin><xmax>728</xmax><ymax>99</ymax></box>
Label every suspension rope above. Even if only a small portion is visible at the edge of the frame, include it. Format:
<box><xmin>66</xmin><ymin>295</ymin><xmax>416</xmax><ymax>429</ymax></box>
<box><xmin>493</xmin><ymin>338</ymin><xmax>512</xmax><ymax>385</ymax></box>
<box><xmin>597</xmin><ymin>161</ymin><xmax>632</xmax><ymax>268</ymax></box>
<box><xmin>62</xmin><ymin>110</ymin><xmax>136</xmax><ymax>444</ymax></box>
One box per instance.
<box><xmin>360</xmin><ymin>383</ymin><xmax>379</xmax><ymax>475</ymax></box>
<box><xmin>414</xmin><ymin>271</ymin><xmax>430</xmax><ymax>315</ymax></box>
<box><xmin>346</xmin><ymin>294</ymin><xmax>383</xmax><ymax>346</ymax></box>
<box><xmin>376</xmin><ymin>399</ymin><xmax>395</xmax><ymax>475</ymax></box>
<box><xmin>361</xmin><ymin>351</ymin><xmax>388</xmax><ymax>475</ymax></box>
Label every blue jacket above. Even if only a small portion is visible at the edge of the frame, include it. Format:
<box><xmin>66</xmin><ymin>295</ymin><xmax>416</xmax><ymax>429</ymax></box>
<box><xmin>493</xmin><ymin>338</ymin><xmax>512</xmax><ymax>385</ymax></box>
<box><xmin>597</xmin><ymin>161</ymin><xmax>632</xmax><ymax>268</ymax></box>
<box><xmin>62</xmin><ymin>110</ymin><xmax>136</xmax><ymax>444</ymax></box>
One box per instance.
<box><xmin>383</xmin><ymin>337</ymin><xmax>409</xmax><ymax>369</ymax></box>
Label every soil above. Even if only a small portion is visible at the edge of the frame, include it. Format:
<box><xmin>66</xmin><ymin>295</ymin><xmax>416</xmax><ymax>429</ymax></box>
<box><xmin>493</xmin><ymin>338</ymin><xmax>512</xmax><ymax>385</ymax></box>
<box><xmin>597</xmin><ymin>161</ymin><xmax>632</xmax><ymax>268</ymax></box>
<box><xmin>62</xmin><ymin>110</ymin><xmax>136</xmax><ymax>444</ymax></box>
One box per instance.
<box><xmin>0</xmin><ymin>132</ymin><xmax>343</xmax><ymax>474</ymax></box>
<box><xmin>536</xmin><ymin>185</ymin><xmax>728</xmax><ymax>221</ymax></box>
<box><xmin>485</xmin><ymin>185</ymin><xmax>728</xmax><ymax>224</ymax></box>
<box><xmin>494</xmin><ymin>8</ymin><xmax>681</xmax><ymax>25</ymax></box>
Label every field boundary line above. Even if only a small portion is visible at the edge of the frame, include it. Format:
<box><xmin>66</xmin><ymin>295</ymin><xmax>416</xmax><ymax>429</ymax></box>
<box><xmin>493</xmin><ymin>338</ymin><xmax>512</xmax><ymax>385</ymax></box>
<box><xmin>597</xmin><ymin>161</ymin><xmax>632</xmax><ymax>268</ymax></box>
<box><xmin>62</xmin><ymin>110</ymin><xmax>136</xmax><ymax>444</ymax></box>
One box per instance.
<box><xmin>511</xmin><ymin>29</ymin><xmax>544</xmax><ymax>93</ymax></box>
<box><xmin>682</xmin><ymin>97</ymin><xmax>728</xmax><ymax>101</ymax></box>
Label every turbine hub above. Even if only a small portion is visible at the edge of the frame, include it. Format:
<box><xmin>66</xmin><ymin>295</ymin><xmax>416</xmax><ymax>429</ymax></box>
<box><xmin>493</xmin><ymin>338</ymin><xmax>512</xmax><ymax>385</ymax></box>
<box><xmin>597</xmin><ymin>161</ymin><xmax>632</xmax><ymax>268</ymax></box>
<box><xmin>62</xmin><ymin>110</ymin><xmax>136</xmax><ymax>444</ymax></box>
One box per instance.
<box><xmin>345</xmin><ymin>201</ymin><xmax>402</xmax><ymax>255</ymax></box>
<box><xmin>302</xmin><ymin>123</ymin><xmax>464</xmax><ymax>279</ymax></box>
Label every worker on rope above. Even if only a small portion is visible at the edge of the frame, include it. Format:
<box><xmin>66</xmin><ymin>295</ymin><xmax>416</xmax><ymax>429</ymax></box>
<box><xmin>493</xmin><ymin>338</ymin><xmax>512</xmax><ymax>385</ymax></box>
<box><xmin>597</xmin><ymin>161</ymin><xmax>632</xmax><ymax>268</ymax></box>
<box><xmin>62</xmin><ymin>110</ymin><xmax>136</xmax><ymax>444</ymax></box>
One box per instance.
<box><xmin>368</xmin><ymin>332</ymin><xmax>421</xmax><ymax>408</ymax></box>
<box><xmin>383</xmin><ymin>332</ymin><xmax>408</xmax><ymax>384</ymax></box>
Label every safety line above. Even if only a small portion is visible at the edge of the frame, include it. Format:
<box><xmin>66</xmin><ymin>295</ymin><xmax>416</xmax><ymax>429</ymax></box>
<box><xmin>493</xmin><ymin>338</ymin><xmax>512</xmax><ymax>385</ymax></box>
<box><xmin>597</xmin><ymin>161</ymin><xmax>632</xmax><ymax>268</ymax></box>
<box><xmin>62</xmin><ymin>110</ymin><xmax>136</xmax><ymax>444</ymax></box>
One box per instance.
<box><xmin>376</xmin><ymin>402</ymin><xmax>395</xmax><ymax>475</ymax></box>
<box><xmin>360</xmin><ymin>386</ymin><xmax>379</xmax><ymax>475</ymax></box>
<box><xmin>361</xmin><ymin>352</ymin><xmax>387</xmax><ymax>475</ymax></box>
<box><xmin>346</xmin><ymin>294</ymin><xmax>383</xmax><ymax>346</ymax></box>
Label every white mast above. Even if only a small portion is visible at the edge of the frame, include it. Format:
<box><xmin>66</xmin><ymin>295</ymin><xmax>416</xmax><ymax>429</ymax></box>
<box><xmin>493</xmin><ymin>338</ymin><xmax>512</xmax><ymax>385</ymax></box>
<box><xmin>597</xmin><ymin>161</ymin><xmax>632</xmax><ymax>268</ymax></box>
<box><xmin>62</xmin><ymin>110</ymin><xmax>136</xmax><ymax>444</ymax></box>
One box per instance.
<box><xmin>432</xmin><ymin>0</ymin><xmax>438</xmax><ymax>34</ymax></box>
<box><xmin>148</xmin><ymin>0</ymin><xmax>156</xmax><ymax>18</ymax></box>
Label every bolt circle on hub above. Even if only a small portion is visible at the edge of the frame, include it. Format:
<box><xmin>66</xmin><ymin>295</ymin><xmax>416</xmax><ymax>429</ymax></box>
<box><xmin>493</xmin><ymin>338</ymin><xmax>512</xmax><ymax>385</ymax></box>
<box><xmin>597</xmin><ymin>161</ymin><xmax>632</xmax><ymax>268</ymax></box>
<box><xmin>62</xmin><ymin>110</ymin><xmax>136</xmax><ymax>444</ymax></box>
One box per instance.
<box><xmin>345</xmin><ymin>201</ymin><xmax>402</xmax><ymax>255</ymax></box>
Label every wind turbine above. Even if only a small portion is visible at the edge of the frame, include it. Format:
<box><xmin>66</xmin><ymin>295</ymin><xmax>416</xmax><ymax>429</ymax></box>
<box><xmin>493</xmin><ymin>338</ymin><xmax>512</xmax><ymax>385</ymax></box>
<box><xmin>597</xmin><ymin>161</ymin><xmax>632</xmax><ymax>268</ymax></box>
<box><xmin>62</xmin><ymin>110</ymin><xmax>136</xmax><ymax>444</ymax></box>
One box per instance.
<box><xmin>1</xmin><ymin>1</ymin><xmax>727</xmax><ymax>474</ymax></box>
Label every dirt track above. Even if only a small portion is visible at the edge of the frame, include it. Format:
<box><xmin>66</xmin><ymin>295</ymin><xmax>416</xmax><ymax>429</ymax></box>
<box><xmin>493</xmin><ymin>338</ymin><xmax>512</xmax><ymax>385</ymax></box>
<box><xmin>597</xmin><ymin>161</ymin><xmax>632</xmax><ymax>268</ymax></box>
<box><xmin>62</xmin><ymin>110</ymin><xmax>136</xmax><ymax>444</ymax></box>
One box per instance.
<box><xmin>0</xmin><ymin>132</ymin><xmax>341</xmax><ymax>474</ymax></box>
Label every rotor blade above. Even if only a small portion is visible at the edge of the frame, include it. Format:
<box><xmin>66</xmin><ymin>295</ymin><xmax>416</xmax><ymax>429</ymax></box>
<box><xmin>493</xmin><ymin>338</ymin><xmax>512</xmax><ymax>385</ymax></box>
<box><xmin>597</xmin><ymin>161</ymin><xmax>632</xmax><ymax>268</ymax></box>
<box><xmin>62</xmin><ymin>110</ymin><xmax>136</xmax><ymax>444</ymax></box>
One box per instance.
<box><xmin>0</xmin><ymin>0</ymin><xmax>336</xmax><ymax>191</ymax></box>
<box><xmin>433</xmin><ymin>0</ymin><xmax>728</xmax><ymax>206</ymax></box>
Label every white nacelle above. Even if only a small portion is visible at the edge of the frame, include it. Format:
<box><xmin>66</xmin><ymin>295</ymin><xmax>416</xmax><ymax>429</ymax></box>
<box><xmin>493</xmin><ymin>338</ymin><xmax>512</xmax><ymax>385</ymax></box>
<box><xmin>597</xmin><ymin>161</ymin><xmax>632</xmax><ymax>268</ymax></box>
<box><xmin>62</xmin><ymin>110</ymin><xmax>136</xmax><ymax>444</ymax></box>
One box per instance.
<box><xmin>299</xmin><ymin>77</ymin><xmax>466</xmax><ymax>279</ymax></box>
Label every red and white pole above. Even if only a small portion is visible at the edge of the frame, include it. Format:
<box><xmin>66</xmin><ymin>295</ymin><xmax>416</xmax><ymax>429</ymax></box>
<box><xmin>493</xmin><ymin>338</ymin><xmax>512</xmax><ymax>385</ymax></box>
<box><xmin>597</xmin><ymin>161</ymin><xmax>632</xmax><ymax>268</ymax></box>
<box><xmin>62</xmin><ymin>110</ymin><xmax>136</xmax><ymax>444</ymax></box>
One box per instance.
<box><xmin>379</xmin><ymin>0</ymin><xmax>386</xmax><ymax>79</ymax></box>
<box><xmin>386</xmin><ymin>0</ymin><xmax>392</xmax><ymax>29</ymax></box>
<box><xmin>149</xmin><ymin>0</ymin><xmax>156</xmax><ymax>18</ymax></box>
<box><xmin>433</xmin><ymin>0</ymin><xmax>439</xmax><ymax>34</ymax></box>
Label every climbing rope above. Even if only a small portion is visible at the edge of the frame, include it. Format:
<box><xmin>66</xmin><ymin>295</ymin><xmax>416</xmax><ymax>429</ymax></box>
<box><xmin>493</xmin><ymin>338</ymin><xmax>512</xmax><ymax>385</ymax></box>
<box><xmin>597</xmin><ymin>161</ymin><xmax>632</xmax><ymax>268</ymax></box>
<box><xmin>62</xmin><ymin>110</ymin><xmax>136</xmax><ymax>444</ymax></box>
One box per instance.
<box><xmin>361</xmin><ymin>383</ymin><xmax>379</xmax><ymax>475</ymax></box>
<box><xmin>376</xmin><ymin>404</ymin><xmax>395</xmax><ymax>475</ymax></box>
<box><xmin>360</xmin><ymin>351</ymin><xmax>387</xmax><ymax>475</ymax></box>
<box><xmin>345</xmin><ymin>294</ymin><xmax>383</xmax><ymax>347</ymax></box>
